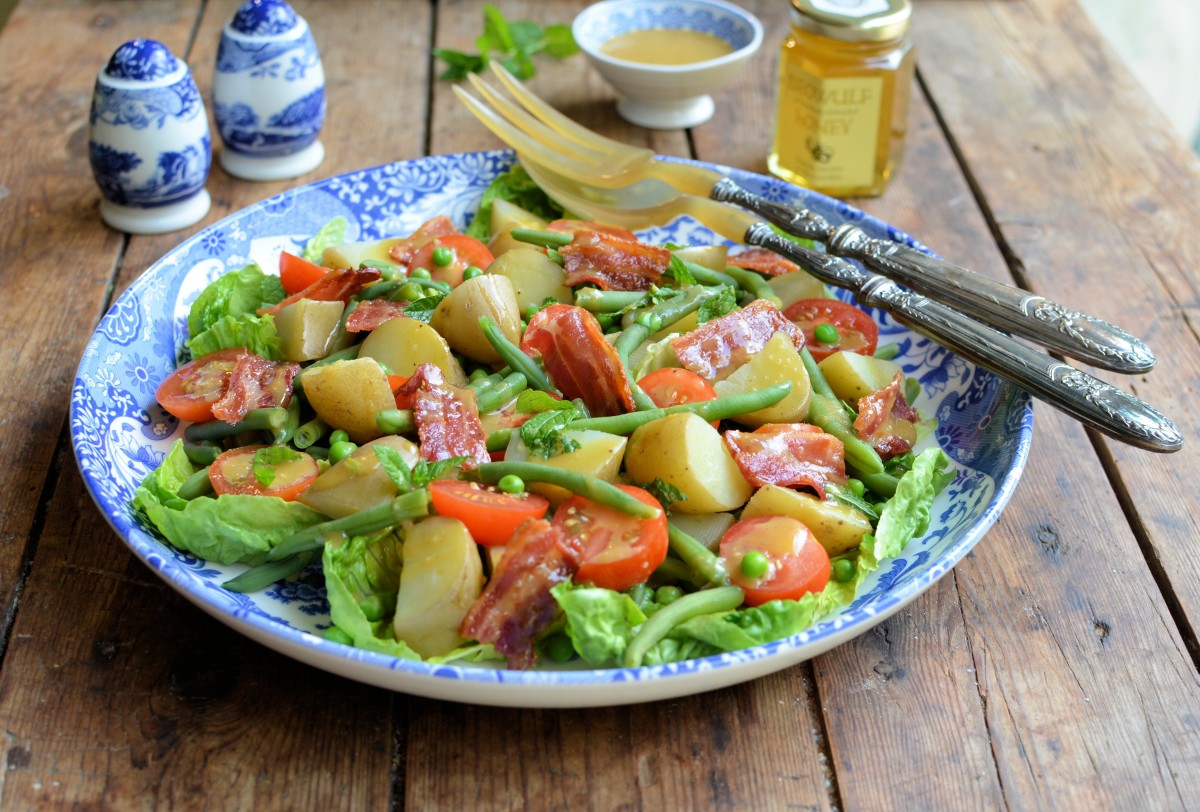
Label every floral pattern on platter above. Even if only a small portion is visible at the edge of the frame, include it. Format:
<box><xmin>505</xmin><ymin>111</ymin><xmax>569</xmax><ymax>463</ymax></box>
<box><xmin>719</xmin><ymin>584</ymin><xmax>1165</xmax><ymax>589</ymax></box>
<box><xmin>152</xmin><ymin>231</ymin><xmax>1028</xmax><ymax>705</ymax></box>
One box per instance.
<box><xmin>70</xmin><ymin>150</ymin><xmax>1033</xmax><ymax>706</ymax></box>
<box><xmin>574</xmin><ymin>0</ymin><xmax>760</xmax><ymax>53</ymax></box>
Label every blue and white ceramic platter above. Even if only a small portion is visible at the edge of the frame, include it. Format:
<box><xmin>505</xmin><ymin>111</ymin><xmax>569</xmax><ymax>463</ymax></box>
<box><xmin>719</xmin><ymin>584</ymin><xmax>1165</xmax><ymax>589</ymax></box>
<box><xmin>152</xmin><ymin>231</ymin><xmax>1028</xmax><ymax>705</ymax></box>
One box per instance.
<box><xmin>71</xmin><ymin>151</ymin><xmax>1032</xmax><ymax>708</ymax></box>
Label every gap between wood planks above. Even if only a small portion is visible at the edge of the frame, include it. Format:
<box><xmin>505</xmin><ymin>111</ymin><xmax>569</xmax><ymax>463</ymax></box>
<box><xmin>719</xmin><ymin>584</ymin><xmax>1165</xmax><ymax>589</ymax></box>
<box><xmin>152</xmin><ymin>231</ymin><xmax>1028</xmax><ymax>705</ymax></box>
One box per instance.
<box><xmin>914</xmin><ymin>65</ymin><xmax>1200</xmax><ymax>677</ymax></box>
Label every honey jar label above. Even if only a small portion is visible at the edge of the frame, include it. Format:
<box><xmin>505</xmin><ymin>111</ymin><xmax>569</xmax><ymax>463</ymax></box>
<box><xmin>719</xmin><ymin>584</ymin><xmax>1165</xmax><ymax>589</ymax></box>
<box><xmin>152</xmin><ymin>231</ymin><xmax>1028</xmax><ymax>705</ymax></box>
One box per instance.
<box><xmin>773</xmin><ymin>68</ymin><xmax>883</xmax><ymax>189</ymax></box>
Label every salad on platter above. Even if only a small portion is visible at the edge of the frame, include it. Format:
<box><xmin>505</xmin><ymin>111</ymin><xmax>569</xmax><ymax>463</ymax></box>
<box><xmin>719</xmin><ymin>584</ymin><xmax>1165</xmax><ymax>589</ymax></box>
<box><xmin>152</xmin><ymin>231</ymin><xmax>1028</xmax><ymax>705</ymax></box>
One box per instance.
<box><xmin>131</xmin><ymin>166</ymin><xmax>954</xmax><ymax>671</ymax></box>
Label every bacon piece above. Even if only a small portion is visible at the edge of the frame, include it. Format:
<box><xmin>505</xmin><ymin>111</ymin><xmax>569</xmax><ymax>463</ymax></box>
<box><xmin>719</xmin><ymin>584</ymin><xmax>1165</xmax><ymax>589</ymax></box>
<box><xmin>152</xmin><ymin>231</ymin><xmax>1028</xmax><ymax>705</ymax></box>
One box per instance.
<box><xmin>727</xmin><ymin>247</ymin><xmax>800</xmax><ymax>277</ymax></box>
<box><xmin>547</xmin><ymin>219</ymin><xmax>639</xmax><ymax>242</ymax></box>
<box><xmin>258</xmin><ymin>267</ymin><xmax>382</xmax><ymax>316</ymax></box>
<box><xmin>521</xmin><ymin>304</ymin><xmax>636</xmax><ymax>416</ymax></box>
<box><xmin>395</xmin><ymin>364</ymin><xmax>490</xmax><ymax>469</ymax></box>
<box><xmin>560</xmin><ymin>230</ymin><xmax>671</xmax><ymax>291</ymax></box>
<box><xmin>854</xmin><ymin>373</ymin><xmax>919</xmax><ymax>459</ymax></box>
<box><xmin>211</xmin><ymin>353</ymin><xmax>300</xmax><ymax>423</ymax></box>
<box><xmin>387</xmin><ymin>215</ymin><xmax>458</xmax><ymax>268</ymax></box>
<box><xmin>459</xmin><ymin>518</ymin><xmax>582</xmax><ymax>669</ymax></box>
<box><xmin>671</xmin><ymin>299</ymin><xmax>805</xmax><ymax>382</ymax></box>
<box><xmin>345</xmin><ymin>299</ymin><xmax>408</xmax><ymax>333</ymax></box>
<box><xmin>724</xmin><ymin>423</ymin><xmax>847</xmax><ymax>499</ymax></box>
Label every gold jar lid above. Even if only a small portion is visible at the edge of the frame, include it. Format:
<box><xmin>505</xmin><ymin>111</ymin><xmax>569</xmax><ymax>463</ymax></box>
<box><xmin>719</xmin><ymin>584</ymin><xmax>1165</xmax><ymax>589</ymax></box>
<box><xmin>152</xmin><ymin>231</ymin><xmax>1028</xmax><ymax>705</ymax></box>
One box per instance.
<box><xmin>790</xmin><ymin>0</ymin><xmax>912</xmax><ymax>42</ymax></box>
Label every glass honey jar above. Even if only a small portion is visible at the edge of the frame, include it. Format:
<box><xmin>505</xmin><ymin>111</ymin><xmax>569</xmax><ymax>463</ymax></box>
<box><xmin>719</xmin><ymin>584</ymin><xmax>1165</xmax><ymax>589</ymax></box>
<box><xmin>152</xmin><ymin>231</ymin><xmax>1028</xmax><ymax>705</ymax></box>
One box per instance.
<box><xmin>768</xmin><ymin>0</ymin><xmax>915</xmax><ymax>198</ymax></box>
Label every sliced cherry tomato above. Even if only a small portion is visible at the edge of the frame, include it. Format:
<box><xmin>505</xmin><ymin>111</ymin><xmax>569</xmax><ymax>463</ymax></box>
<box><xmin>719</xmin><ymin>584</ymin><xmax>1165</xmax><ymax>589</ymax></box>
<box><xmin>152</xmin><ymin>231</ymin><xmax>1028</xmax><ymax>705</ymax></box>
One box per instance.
<box><xmin>719</xmin><ymin>516</ymin><xmax>830</xmax><ymax>607</ymax></box>
<box><xmin>279</xmin><ymin>251</ymin><xmax>329</xmax><ymax>295</ymax></box>
<box><xmin>637</xmin><ymin>367</ymin><xmax>719</xmax><ymax>428</ymax></box>
<box><xmin>428</xmin><ymin>480</ymin><xmax>550</xmax><ymax>547</ymax></box>
<box><xmin>155</xmin><ymin>348</ymin><xmax>248</xmax><ymax>423</ymax></box>
<box><xmin>553</xmin><ymin>485</ymin><xmax>668</xmax><ymax>592</ymax></box>
<box><xmin>408</xmin><ymin>234</ymin><xmax>495</xmax><ymax>287</ymax></box>
<box><xmin>783</xmin><ymin>298</ymin><xmax>879</xmax><ymax>362</ymax></box>
<box><xmin>209</xmin><ymin>444</ymin><xmax>319</xmax><ymax>502</ymax></box>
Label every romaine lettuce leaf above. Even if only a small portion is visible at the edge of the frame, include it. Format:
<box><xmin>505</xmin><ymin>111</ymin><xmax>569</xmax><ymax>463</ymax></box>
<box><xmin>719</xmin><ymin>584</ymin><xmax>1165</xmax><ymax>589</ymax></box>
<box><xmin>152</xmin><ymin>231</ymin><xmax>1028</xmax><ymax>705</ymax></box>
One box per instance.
<box><xmin>551</xmin><ymin>581</ymin><xmax>647</xmax><ymax>666</ymax></box>
<box><xmin>323</xmin><ymin>531</ymin><xmax>421</xmax><ymax>660</ymax></box>
<box><xmin>186</xmin><ymin>312</ymin><xmax>280</xmax><ymax>360</ymax></box>
<box><xmin>187</xmin><ymin>262</ymin><xmax>284</xmax><ymax>338</ymax></box>
<box><xmin>301</xmin><ymin>216</ymin><xmax>350</xmax><ymax>263</ymax></box>
<box><xmin>465</xmin><ymin>165</ymin><xmax>564</xmax><ymax>240</ymax></box>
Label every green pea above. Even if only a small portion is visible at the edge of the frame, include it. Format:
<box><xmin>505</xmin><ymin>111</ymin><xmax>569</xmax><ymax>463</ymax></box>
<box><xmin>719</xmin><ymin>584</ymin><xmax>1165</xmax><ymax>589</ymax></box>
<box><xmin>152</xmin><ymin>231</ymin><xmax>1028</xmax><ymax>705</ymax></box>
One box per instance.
<box><xmin>409</xmin><ymin>267</ymin><xmax>432</xmax><ymax>280</ymax></box>
<box><xmin>328</xmin><ymin>429</ymin><xmax>350</xmax><ymax>446</ymax></box>
<box><xmin>541</xmin><ymin>632</ymin><xmax>576</xmax><ymax>663</ymax></box>
<box><xmin>814</xmin><ymin>323</ymin><xmax>839</xmax><ymax>344</ymax></box>
<box><xmin>524</xmin><ymin>304</ymin><xmax>541</xmax><ymax>320</ymax></box>
<box><xmin>832</xmin><ymin>559</ymin><xmax>857</xmax><ymax>583</ymax></box>
<box><xmin>431</xmin><ymin>245</ymin><xmax>454</xmax><ymax>267</ymax></box>
<box><xmin>655</xmin><ymin>585</ymin><xmax>683</xmax><ymax>605</ymax></box>
<box><xmin>462</xmin><ymin>266</ymin><xmax>483</xmax><ymax>280</ymax></box>
<box><xmin>497</xmin><ymin>474</ymin><xmax>525</xmax><ymax>495</ymax></box>
<box><xmin>399</xmin><ymin>281</ymin><xmax>425</xmax><ymax>301</ymax></box>
<box><xmin>740</xmin><ymin>551</ymin><xmax>770</xmax><ymax>579</ymax></box>
<box><xmin>329</xmin><ymin>440</ymin><xmax>357</xmax><ymax>463</ymax></box>
<box><xmin>635</xmin><ymin>312</ymin><xmax>663</xmax><ymax>331</ymax></box>
<box><xmin>323</xmin><ymin>626</ymin><xmax>354</xmax><ymax>645</ymax></box>
<box><xmin>847</xmin><ymin>477</ymin><xmax>865</xmax><ymax>498</ymax></box>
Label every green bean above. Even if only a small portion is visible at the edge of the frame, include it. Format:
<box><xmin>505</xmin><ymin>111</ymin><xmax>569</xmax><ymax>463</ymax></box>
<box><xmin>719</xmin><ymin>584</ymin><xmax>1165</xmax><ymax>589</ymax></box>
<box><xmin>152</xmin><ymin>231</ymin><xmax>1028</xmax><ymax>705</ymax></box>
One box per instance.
<box><xmin>800</xmin><ymin>347</ymin><xmax>885</xmax><ymax>475</ymax></box>
<box><xmin>486</xmin><ymin>429</ymin><xmax>512</xmax><ymax>452</ymax></box>
<box><xmin>475</xmin><ymin>371</ymin><xmax>528</xmax><ymax>413</ymax></box>
<box><xmin>510</xmin><ymin>228</ymin><xmax>572</xmax><ymax>248</ymax></box>
<box><xmin>573</xmin><ymin>288</ymin><xmax>649</xmax><ymax>313</ymax></box>
<box><xmin>613</xmin><ymin>323</ymin><xmax>651</xmax><ymax>361</ymax></box>
<box><xmin>654</xmin><ymin>556</ymin><xmax>700</xmax><ymax>586</ymax></box>
<box><xmin>223</xmin><ymin>551</ymin><xmax>314</xmax><ymax>593</ymax></box>
<box><xmin>667</xmin><ymin>523</ymin><xmax>729</xmax><ymax>586</ymax></box>
<box><xmin>376</xmin><ymin>409</ymin><xmax>415</xmax><ymax>435</ymax></box>
<box><xmin>184</xmin><ymin>407</ymin><xmax>290</xmax><ymax>444</ymax></box>
<box><xmin>467</xmin><ymin>370</ymin><xmax>506</xmax><ymax>393</ymax></box>
<box><xmin>679</xmin><ymin>260</ymin><xmax>739</xmax><ymax>289</ymax></box>
<box><xmin>266</xmin><ymin>489</ymin><xmax>431</xmax><ymax>562</ymax></box>
<box><xmin>622</xmin><ymin>586</ymin><xmax>745</xmax><ymax>668</ymax></box>
<box><xmin>183</xmin><ymin>440</ymin><xmax>221</xmax><ymax>467</ymax></box>
<box><xmin>293</xmin><ymin>417</ymin><xmax>329</xmax><ymax>449</ymax></box>
<box><xmin>177</xmin><ymin>466</ymin><xmax>214</xmax><ymax>500</ymax></box>
<box><xmin>476</xmin><ymin>462</ymin><xmax>660</xmax><ymax>519</ymax></box>
<box><xmin>721</xmin><ymin>265</ymin><xmax>781</xmax><ymax>304</ymax></box>
<box><xmin>569</xmin><ymin>382</ymin><xmax>792</xmax><ymax>435</ymax></box>
<box><xmin>353</xmin><ymin>279</ymin><xmax>404</xmax><ymax>301</ymax></box>
<box><xmin>619</xmin><ymin>285</ymin><xmax>716</xmax><ymax>330</ymax></box>
<box><xmin>304</xmin><ymin>344</ymin><xmax>360</xmax><ymax>372</ymax></box>
<box><xmin>479</xmin><ymin>316</ymin><xmax>557</xmax><ymax>395</ymax></box>
<box><xmin>277</xmin><ymin>398</ymin><xmax>302</xmax><ymax>445</ymax></box>
<box><xmin>857</xmin><ymin>470</ymin><xmax>900</xmax><ymax>499</ymax></box>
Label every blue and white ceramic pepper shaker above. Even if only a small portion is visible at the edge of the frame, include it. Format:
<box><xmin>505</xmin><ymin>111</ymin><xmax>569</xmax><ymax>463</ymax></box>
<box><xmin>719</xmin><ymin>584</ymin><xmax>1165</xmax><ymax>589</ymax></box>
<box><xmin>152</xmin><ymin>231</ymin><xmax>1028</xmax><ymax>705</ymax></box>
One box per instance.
<box><xmin>213</xmin><ymin>0</ymin><xmax>326</xmax><ymax>181</ymax></box>
<box><xmin>88</xmin><ymin>39</ymin><xmax>212</xmax><ymax>234</ymax></box>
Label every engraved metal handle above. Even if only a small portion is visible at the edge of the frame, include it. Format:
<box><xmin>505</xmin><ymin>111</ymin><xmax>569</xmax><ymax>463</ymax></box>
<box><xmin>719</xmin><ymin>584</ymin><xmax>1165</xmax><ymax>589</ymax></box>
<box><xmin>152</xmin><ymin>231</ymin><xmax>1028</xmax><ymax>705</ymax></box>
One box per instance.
<box><xmin>745</xmin><ymin>222</ymin><xmax>1183</xmax><ymax>453</ymax></box>
<box><xmin>713</xmin><ymin>178</ymin><xmax>1156</xmax><ymax>375</ymax></box>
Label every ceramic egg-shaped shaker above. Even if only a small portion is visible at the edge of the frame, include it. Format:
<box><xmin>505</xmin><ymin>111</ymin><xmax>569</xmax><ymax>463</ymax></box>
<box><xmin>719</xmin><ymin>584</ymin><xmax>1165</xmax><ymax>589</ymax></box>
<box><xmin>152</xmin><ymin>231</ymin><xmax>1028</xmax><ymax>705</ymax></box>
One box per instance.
<box><xmin>213</xmin><ymin>0</ymin><xmax>326</xmax><ymax>181</ymax></box>
<box><xmin>88</xmin><ymin>39</ymin><xmax>212</xmax><ymax>234</ymax></box>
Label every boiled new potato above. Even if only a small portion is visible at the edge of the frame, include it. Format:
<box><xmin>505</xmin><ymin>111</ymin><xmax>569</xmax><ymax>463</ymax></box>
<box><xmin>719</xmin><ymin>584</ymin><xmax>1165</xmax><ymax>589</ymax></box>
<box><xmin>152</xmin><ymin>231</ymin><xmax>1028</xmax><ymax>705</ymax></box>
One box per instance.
<box><xmin>321</xmin><ymin>237</ymin><xmax>404</xmax><ymax>269</ymax></box>
<box><xmin>299</xmin><ymin>357</ymin><xmax>395</xmax><ymax>443</ymax></box>
<box><xmin>486</xmin><ymin>248</ymin><xmax>573</xmax><ymax>312</ymax></box>
<box><xmin>358</xmin><ymin>315</ymin><xmax>467</xmax><ymax>386</ymax></box>
<box><xmin>672</xmin><ymin>244</ymin><xmax>728</xmax><ymax>272</ymax></box>
<box><xmin>299</xmin><ymin>435</ymin><xmax>420</xmax><ymax>518</ymax></box>
<box><xmin>506</xmin><ymin>429</ymin><xmax>627</xmax><ymax>506</ymax></box>
<box><xmin>713</xmin><ymin>333</ymin><xmax>812</xmax><ymax>428</ymax></box>
<box><xmin>430</xmin><ymin>273</ymin><xmax>521</xmax><ymax>363</ymax></box>
<box><xmin>392</xmin><ymin>517</ymin><xmax>484</xmax><ymax>658</ymax></box>
<box><xmin>623</xmin><ymin>413</ymin><xmax>753</xmax><ymax>514</ymax></box>
<box><xmin>487</xmin><ymin>199</ymin><xmax>548</xmax><ymax>257</ymax></box>
<box><xmin>819</xmin><ymin>351</ymin><xmax>903</xmax><ymax>403</ymax></box>
<box><xmin>767</xmin><ymin>270</ymin><xmax>826</xmax><ymax>309</ymax></box>
<box><xmin>667</xmin><ymin>511</ymin><xmax>736</xmax><ymax>551</ymax></box>
<box><xmin>741</xmin><ymin>484</ymin><xmax>873</xmax><ymax>556</ymax></box>
<box><xmin>273</xmin><ymin>299</ymin><xmax>345</xmax><ymax>361</ymax></box>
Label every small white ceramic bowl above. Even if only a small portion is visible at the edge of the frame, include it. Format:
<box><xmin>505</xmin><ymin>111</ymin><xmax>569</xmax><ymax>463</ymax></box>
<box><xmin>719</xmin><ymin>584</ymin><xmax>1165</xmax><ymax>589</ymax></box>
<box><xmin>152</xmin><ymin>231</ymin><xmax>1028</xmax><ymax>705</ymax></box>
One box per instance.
<box><xmin>572</xmin><ymin>0</ymin><xmax>763</xmax><ymax>129</ymax></box>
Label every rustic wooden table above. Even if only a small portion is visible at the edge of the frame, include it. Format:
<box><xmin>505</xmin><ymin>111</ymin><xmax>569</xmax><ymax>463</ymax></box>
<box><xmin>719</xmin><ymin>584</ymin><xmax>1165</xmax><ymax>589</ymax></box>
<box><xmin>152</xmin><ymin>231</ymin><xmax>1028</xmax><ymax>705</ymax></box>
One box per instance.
<box><xmin>2</xmin><ymin>0</ymin><xmax>1199</xmax><ymax>808</ymax></box>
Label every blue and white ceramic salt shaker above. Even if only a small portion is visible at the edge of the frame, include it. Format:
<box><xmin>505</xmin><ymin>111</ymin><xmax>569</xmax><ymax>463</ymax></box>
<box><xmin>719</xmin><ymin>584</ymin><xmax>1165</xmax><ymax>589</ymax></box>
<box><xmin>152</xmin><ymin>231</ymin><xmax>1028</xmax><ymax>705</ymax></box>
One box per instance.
<box><xmin>88</xmin><ymin>39</ymin><xmax>212</xmax><ymax>234</ymax></box>
<box><xmin>213</xmin><ymin>0</ymin><xmax>326</xmax><ymax>181</ymax></box>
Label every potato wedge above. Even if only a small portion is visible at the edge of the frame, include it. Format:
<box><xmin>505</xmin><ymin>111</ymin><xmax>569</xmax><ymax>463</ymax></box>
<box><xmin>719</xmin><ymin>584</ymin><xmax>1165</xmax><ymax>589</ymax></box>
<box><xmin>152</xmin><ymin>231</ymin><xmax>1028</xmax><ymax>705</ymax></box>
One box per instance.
<box><xmin>623</xmin><ymin>413</ymin><xmax>752</xmax><ymax>514</ymax></box>
<box><xmin>713</xmin><ymin>332</ymin><xmax>812</xmax><ymax>428</ymax></box>
<box><xmin>430</xmin><ymin>273</ymin><xmax>522</xmax><ymax>363</ymax></box>
<box><xmin>505</xmin><ymin>429</ymin><xmax>627</xmax><ymax>506</ymax></box>
<box><xmin>767</xmin><ymin>270</ymin><xmax>826</xmax><ymax>308</ymax></box>
<box><xmin>741</xmin><ymin>484</ymin><xmax>873</xmax><ymax>556</ymax></box>
<box><xmin>486</xmin><ymin>247</ymin><xmax>573</xmax><ymax>312</ymax></box>
<box><xmin>819</xmin><ymin>350</ymin><xmax>903</xmax><ymax>403</ymax></box>
<box><xmin>672</xmin><ymin>244</ymin><xmax>728</xmax><ymax>271</ymax></box>
<box><xmin>358</xmin><ymin>315</ymin><xmax>467</xmax><ymax>386</ymax></box>
<box><xmin>299</xmin><ymin>435</ymin><xmax>419</xmax><ymax>518</ymax></box>
<box><xmin>299</xmin><ymin>357</ymin><xmax>395</xmax><ymax>443</ymax></box>
<box><xmin>487</xmin><ymin>199</ymin><xmax>549</xmax><ymax>257</ymax></box>
<box><xmin>392</xmin><ymin>517</ymin><xmax>484</xmax><ymax>658</ymax></box>
<box><xmin>666</xmin><ymin>511</ymin><xmax>736</xmax><ymax>551</ymax></box>
<box><xmin>273</xmin><ymin>299</ymin><xmax>345</xmax><ymax>361</ymax></box>
<box><xmin>321</xmin><ymin>237</ymin><xmax>404</xmax><ymax>269</ymax></box>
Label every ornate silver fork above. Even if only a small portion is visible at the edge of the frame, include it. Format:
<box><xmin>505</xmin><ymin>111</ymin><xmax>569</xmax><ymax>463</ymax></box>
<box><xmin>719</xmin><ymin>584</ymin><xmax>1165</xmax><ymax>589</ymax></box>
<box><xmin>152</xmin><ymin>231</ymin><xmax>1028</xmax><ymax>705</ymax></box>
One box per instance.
<box><xmin>460</xmin><ymin>65</ymin><xmax>1155</xmax><ymax>376</ymax></box>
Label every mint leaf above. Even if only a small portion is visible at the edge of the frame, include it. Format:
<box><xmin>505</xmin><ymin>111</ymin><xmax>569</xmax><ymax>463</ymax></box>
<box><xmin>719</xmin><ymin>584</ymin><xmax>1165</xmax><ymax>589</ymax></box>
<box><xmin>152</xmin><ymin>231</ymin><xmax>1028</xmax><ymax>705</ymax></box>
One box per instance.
<box><xmin>412</xmin><ymin>457</ymin><xmax>468</xmax><ymax>489</ymax></box>
<box><xmin>433</xmin><ymin>5</ymin><xmax>578</xmax><ymax>83</ymax></box>
<box><xmin>402</xmin><ymin>292</ymin><xmax>446</xmax><ymax>323</ymax></box>
<box><xmin>635</xmin><ymin>478</ymin><xmax>687</xmax><ymax>509</ymax></box>
<box><xmin>668</xmin><ymin>255</ymin><xmax>696</xmax><ymax>287</ymax></box>
<box><xmin>432</xmin><ymin>48</ymin><xmax>486</xmax><ymax>81</ymax></box>
<box><xmin>520</xmin><ymin>405</ymin><xmax>581</xmax><ymax>459</ymax></box>
<box><xmin>374</xmin><ymin>445</ymin><xmax>413</xmax><ymax>492</ymax></box>
<box><xmin>697</xmin><ymin>286</ymin><xmax>739</xmax><ymax>324</ymax></box>
<box><xmin>252</xmin><ymin>446</ymin><xmax>303</xmax><ymax>488</ymax></box>
<box><xmin>515</xmin><ymin>389</ymin><xmax>574</xmax><ymax>414</ymax></box>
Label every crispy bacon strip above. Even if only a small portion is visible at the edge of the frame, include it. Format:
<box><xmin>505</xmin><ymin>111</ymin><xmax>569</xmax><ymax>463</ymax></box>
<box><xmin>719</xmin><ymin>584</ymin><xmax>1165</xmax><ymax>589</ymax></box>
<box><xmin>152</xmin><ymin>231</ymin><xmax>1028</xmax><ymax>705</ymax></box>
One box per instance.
<box><xmin>724</xmin><ymin>423</ymin><xmax>847</xmax><ymax>499</ymax></box>
<box><xmin>395</xmin><ymin>364</ymin><xmax>490</xmax><ymax>469</ymax></box>
<box><xmin>854</xmin><ymin>373</ymin><xmax>920</xmax><ymax>459</ymax></box>
<box><xmin>258</xmin><ymin>267</ymin><xmax>381</xmax><ymax>316</ymax></box>
<box><xmin>387</xmin><ymin>215</ymin><xmax>458</xmax><ymax>268</ymax></box>
<box><xmin>345</xmin><ymin>299</ymin><xmax>408</xmax><ymax>333</ymax></box>
<box><xmin>560</xmin><ymin>231</ymin><xmax>671</xmax><ymax>291</ymax></box>
<box><xmin>521</xmin><ymin>304</ymin><xmax>636</xmax><ymax>416</ymax></box>
<box><xmin>727</xmin><ymin>247</ymin><xmax>800</xmax><ymax>277</ymax></box>
<box><xmin>459</xmin><ymin>518</ymin><xmax>582</xmax><ymax>669</ymax></box>
<box><xmin>671</xmin><ymin>299</ymin><xmax>805</xmax><ymax>381</ymax></box>
<box><xmin>211</xmin><ymin>353</ymin><xmax>300</xmax><ymax>423</ymax></box>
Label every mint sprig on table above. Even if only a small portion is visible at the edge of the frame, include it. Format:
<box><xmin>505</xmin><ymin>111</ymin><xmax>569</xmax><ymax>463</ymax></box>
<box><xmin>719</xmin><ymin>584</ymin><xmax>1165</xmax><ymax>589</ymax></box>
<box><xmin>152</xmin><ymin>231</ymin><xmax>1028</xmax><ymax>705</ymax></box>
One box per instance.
<box><xmin>433</xmin><ymin>3</ymin><xmax>578</xmax><ymax>81</ymax></box>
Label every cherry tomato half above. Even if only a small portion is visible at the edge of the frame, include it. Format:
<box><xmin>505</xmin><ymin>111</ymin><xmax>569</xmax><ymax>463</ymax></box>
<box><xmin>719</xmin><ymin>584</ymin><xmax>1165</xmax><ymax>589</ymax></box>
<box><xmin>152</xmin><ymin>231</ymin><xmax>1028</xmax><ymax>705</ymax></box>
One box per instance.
<box><xmin>719</xmin><ymin>516</ymin><xmax>830</xmax><ymax>607</ymax></box>
<box><xmin>209</xmin><ymin>444</ymin><xmax>320</xmax><ymax>502</ymax></box>
<box><xmin>279</xmin><ymin>251</ymin><xmax>329</xmax><ymax>295</ymax></box>
<box><xmin>637</xmin><ymin>368</ymin><xmax>719</xmax><ymax>427</ymax></box>
<box><xmin>155</xmin><ymin>348</ymin><xmax>249</xmax><ymax>424</ymax></box>
<box><xmin>429</xmin><ymin>480</ymin><xmax>550</xmax><ymax>547</ymax></box>
<box><xmin>408</xmin><ymin>234</ymin><xmax>495</xmax><ymax>287</ymax></box>
<box><xmin>553</xmin><ymin>485</ymin><xmax>668</xmax><ymax>592</ymax></box>
<box><xmin>783</xmin><ymin>298</ymin><xmax>879</xmax><ymax>362</ymax></box>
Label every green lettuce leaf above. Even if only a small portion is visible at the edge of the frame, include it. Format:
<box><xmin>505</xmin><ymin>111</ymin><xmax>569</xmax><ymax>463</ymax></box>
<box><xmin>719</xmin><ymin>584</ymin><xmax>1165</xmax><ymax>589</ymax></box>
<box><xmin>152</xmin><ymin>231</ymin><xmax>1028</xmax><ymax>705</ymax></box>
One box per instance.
<box><xmin>465</xmin><ymin>165</ymin><xmax>564</xmax><ymax>240</ymax></box>
<box><xmin>302</xmin><ymin>216</ymin><xmax>350</xmax><ymax>263</ymax></box>
<box><xmin>642</xmin><ymin>598</ymin><xmax>818</xmax><ymax>665</ymax></box>
<box><xmin>874</xmin><ymin>446</ymin><xmax>953</xmax><ymax>560</ymax></box>
<box><xmin>323</xmin><ymin>531</ymin><xmax>421</xmax><ymax>660</ymax></box>
<box><xmin>185</xmin><ymin>313</ymin><xmax>280</xmax><ymax>360</ymax></box>
<box><xmin>552</xmin><ymin>581</ymin><xmax>647</xmax><ymax>666</ymax></box>
<box><xmin>187</xmin><ymin>262</ymin><xmax>284</xmax><ymax>338</ymax></box>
